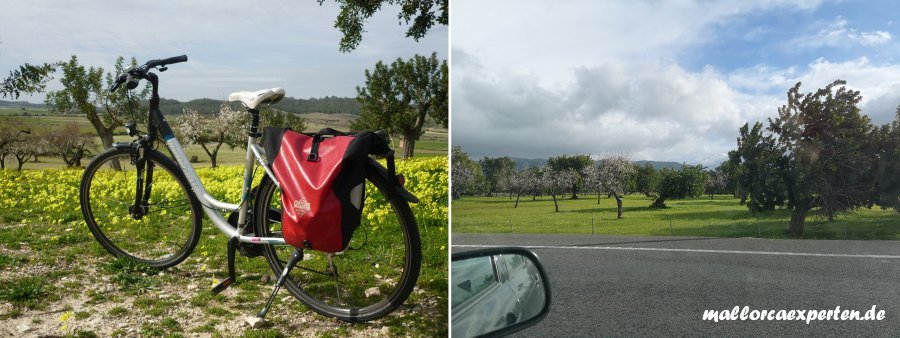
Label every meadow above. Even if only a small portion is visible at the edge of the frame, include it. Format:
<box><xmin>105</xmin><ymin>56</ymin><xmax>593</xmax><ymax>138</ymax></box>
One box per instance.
<box><xmin>0</xmin><ymin>157</ymin><xmax>449</xmax><ymax>337</ymax></box>
<box><xmin>452</xmin><ymin>194</ymin><xmax>900</xmax><ymax>240</ymax></box>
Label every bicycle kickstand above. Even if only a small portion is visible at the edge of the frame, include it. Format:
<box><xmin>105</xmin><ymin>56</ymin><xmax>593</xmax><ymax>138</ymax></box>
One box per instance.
<box><xmin>257</xmin><ymin>248</ymin><xmax>303</xmax><ymax>319</ymax></box>
<box><xmin>211</xmin><ymin>237</ymin><xmax>238</xmax><ymax>294</ymax></box>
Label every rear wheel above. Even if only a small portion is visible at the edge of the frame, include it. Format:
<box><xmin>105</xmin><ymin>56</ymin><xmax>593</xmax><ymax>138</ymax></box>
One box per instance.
<box><xmin>80</xmin><ymin>148</ymin><xmax>202</xmax><ymax>268</ymax></box>
<box><xmin>254</xmin><ymin>166</ymin><xmax>421</xmax><ymax>322</ymax></box>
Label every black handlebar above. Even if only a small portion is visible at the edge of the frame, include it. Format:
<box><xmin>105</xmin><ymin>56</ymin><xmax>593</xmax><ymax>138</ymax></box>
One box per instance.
<box><xmin>110</xmin><ymin>55</ymin><xmax>188</xmax><ymax>92</ymax></box>
<box><xmin>146</xmin><ymin>55</ymin><xmax>188</xmax><ymax>69</ymax></box>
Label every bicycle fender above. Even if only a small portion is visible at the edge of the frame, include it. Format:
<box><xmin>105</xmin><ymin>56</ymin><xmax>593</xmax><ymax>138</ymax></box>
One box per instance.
<box><xmin>367</xmin><ymin>158</ymin><xmax>419</xmax><ymax>204</ymax></box>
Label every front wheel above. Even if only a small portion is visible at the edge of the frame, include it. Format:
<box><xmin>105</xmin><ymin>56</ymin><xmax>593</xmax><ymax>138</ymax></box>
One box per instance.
<box><xmin>80</xmin><ymin>147</ymin><xmax>202</xmax><ymax>268</ymax></box>
<box><xmin>254</xmin><ymin>165</ymin><xmax>422</xmax><ymax>322</ymax></box>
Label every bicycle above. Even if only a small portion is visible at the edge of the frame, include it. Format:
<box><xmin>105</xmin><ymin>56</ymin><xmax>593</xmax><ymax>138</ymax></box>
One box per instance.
<box><xmin>78</xmin><ymin>55</ymin><xmax>422</xmax><ymax>322</ymax></box>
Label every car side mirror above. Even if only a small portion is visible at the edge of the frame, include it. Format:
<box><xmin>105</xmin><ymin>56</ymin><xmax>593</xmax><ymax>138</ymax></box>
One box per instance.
<box><xmin>451</xmin><ymin>247</ymin><xmax>551</xmax><ymax>338</ymax></box>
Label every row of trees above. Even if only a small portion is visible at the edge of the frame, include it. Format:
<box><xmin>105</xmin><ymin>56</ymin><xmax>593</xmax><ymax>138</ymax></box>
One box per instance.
<box><xmin>721</xmin><ymin>80</ymin><xmax>900</xmax><ymax>236</ymax></box>
<box><xmin>157</xmin><ymin>96</ymin><xmax>362</xmax><ymax>116</ymax></box>
<box><xmin>452</xmin><ymin>148</ymin><xmax>713</xmax><ymax>217</ymax></box>
<box><xmin>0</xmin><ymin>119</ymin><xmax>94</xmax><ymax>170</ymax></box>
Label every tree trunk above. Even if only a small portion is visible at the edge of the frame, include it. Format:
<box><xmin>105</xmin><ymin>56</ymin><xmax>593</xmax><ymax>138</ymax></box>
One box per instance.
<box><xmin>514</xmin><ymin>193</ymin><xmax>521</xmax><ymax>208</ymax></box>
<box><xmin>62</xmin><ymin>151</ymin><xmax>76</xmax><ymax>167</ymax></box>
<box><xmin>788</xmin><ymin>200</ymin><xmax>813</xmax><ymax>237</ymax></box>
<box><xmin>401</xmin><ymin>130</ymin><xmax>418</xmax><ymax>159</ymax></box>
<box><xmin>651</xmin><ymin>194</ymin><xmax>668</xmax><ymax>208</ymax></box>
<box><xmin>616</xmin><ymin>196</ymin><xmax>623</xmax><ymax>219</ymax></box>
<box><xmin>14</xmin><ymin>154</ymin><xmax>29</xmax><ymax>171</ymax></box>
<box><xmin>551</xmin><ymin>193</ymin><xmax>559</xmax><ymax>212</ymax></box>
<box><xmin>570</xmin><ymin>183</ymin><xmax>578</xmax><ymax>200</ymax></box>
<box><xmin>597</xmin><ymin>190</ymin><xmax>601</xmax><ymax>204</ymax></box>
<box><xmin>201</xmin><ymin>142</ymin><xmax>223</xmax><ymax>168</ymax></box>
<box><xmin>98</xmin><ymin>127</ymin><xmax>120</xmax><ymax>170</ymax></box>
<box><xmin>613</xmin><ymin>194</ymin><xmax>622</xmax><ymax>219</ymax></box>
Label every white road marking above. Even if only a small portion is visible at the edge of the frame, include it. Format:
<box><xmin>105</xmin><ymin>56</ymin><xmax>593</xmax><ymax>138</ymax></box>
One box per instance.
<box><xmin>452</xmin><ymin>244</ymin><xmax>900</xmax><ymax>259</ymax></box>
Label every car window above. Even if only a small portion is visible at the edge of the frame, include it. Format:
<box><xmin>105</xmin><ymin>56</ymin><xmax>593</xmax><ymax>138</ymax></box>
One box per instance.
<box><xmin>502</xmin><ymin>253</ymin><xmax>527</xmax><ymax>277</ymax></box>
<box><xmin>451</xmin><ymin>255</ymin><xmax>498</xmax><ymax>308</ymax></box>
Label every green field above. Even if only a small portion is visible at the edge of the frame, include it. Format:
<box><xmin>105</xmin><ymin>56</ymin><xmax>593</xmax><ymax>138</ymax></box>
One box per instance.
<box><xmin>452</xmin><ymin>194</ymin><xmax>900</xmax><ymax>240</ymax></box>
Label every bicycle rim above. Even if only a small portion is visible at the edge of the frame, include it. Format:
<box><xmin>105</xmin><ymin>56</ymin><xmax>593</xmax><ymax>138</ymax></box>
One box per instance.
<box><xmin>255</xmin><ymin>171</ymin><xmax>421</xmax><ymax>322</ymax></box>
<box><xmin>80</xmin><ymin>149</ymin><xmax>201</xmax><ymax>268</ymax></box>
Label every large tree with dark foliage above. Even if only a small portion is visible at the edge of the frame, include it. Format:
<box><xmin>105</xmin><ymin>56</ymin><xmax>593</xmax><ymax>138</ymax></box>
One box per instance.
<box><xmin>870</xmin><ymin>106</ymin><xmax>900</xmax><ymax>211</ymax></box>
<box><xmin>631</xmin><ymin>163</ymin><xmax>659</xmax><ymax>197</ymax></box>
<box><xmin>650</xmin><ymin>165</ymin><xmax>707</xmax><ymax>208</ymax></box>
<box><xmin>731</xmin><ymin>122</ymin><xmax>788</xmax><ymax>212</ymax></box>
<box><xmin>352</xmin><ymin>52</ymin><xmax>447</xmax><ymax>159</ymax></box>
<box><xmin>768</xmin><ymin>80</ymin><xmax>877</xmax><ymax>236</ymax></box>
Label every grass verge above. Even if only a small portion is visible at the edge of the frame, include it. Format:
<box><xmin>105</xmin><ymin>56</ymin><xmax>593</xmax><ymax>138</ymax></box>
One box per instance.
<box><xmin>452</xmin><ymin>194</ymin><xmax>900</xmax><ymax>240</ymax></box>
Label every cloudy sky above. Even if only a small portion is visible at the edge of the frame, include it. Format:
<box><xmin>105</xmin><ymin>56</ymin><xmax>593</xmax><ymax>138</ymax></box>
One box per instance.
<box><xmin>451</xmin><ymin>0</ymin><xmax>900</xmax><ymax>167</ymax></box>
<box><xmin>0</xmin><ymin>0</ymin><xmax>447</xmax><ymax>102</ymax></box>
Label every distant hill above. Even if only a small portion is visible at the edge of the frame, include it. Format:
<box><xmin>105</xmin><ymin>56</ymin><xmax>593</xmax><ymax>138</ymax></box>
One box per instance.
<box><xmin>158</xmin><ymin>96</ymin><xmax>360</xmax><ymax>115</ymax></box>
<box><xmin>506</xmin><ymin>157</ymin><xmax>690</xmax><ymax>170</ymax></box>
<box><xmin>0</xmin><ymin>100</ymin><xmax>48</xmax><ymax>109</ymax></box>
<box><xmin>634</xmin><ymin>160</ymin><xmax>687</xmax><ymax>170</ymax></box>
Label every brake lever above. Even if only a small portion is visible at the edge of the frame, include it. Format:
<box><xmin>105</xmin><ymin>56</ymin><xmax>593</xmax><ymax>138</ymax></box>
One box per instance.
<box><xmin>110</xmin><ymin>73</ymin><xmax>128</xmax><ymax>92</ymax></box>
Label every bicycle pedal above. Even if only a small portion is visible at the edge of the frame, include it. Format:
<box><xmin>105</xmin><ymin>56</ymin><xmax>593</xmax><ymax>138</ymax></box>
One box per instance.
<box><xmin>211</xmin><ymin>277</ymin><xmax>234</xmax><ymax>294</ymax></box>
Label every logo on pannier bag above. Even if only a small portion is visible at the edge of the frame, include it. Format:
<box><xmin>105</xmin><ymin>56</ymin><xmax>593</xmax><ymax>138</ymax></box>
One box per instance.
<box><xmin>293</xmin><ymin>199</ymin><xmax>311</xmax><ymax>218</ymax></box>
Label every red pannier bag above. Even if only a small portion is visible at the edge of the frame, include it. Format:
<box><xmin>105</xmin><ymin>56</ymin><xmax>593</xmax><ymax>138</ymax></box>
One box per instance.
<box><xmin>262</xmin><ymin>127</ymin><xmax>391</xmax><ymax>253</ymax></box>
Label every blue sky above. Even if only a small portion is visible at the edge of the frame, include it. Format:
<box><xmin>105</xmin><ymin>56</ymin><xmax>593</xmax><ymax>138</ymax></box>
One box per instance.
<box><xmin>452</xmin><ymin>0</ymin><xmax>900</xmax><ymax>166</ymax></box>
<box><xmin>0</xmin><ymin>0</ymin><xmax>447</xmax><ymax>102</ymax></box>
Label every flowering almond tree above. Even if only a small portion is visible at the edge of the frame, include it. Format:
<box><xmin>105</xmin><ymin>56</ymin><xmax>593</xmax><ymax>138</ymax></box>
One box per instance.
<box><xmin>584</xmin><ymin>154</ymin><xmax>634</xmax><ymax>218</ymax></box>
<box><xmin>543</xmin><ymin>167</ymin><xmax>577</xmax><ymax>212</ymax></box>
<box><xmin>176</xmin><ymin>104</ymin><xmax>244</xmax><ymax>168</ymax></box>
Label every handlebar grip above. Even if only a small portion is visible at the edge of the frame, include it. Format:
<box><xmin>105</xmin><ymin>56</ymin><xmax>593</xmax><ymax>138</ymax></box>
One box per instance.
<box><xmin>144</xmin><ymin>55</ymin><xmax>188</xmax><ymax>68</ymax></box>
<box><xmin>160</xmin><ymin>55</ymin><xmax>188</xmax><ymax>65</ymax></box>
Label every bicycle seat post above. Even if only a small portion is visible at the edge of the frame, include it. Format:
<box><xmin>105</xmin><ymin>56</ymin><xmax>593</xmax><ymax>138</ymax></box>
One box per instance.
<box><xmin>257</xmin><ymin>248</ymin><xmax>304</xmax><ymax>320</ymax></box>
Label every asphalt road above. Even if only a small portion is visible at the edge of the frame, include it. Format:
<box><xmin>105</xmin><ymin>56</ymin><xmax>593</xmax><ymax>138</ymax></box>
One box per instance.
<box><xmin>452</xmin><ymin>234</ymin><xmax>900</xmax><ymax>337</ymax></box>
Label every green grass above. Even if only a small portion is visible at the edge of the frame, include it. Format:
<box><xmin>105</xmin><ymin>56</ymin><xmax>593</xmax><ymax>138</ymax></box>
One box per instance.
<box><xmin>452</xmin><ymin>194</ymin><xmax>900</xmax><ymax>240</ymax></box>
<box><xmin>0</xmin><ymin>276</ymin><xmax>51</xmax><ymax>308</ymax></box>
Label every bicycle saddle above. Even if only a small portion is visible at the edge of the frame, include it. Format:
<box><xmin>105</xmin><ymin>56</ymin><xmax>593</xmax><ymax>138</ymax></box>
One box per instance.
<box><xmin>228</xmin><ymin>87</ymin><xmax>286</xmax><ymax>110</ymax></box>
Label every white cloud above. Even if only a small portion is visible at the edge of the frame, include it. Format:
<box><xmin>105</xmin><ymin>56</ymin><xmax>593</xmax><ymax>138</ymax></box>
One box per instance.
<box><xmin>451</xmin><ymin>0</ymin><xmax>823</xmax><ymax>88</ymax></box>
<box><xmin>453</xmin><ymin>51</ymin><xmax>900</xmax><ymax>167</ymax></box>
<box><xmin>795</xmin><ymin>17</ymin><xmax>893</xmax><ymax>50</ymax></box>
<box><xmin>726</xmin><ymin>57</ymin><xmax>900</xmax><ymax>124</ymax></box>
<box><xmin>452</xmin><ymin>51</ymin><xmax>780</xmax><ymax>167</ymax></box>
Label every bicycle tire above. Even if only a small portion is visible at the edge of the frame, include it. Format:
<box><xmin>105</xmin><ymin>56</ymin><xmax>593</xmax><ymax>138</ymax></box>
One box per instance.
<box><xmin>254</xmin><ymin>162</ymin><xmax>422</xmax><ymax>322</ymax></box>
<box><xmin>80</xmin><ymin>147</ymin><xmax>202</xmax><ymax>268</ymax></box>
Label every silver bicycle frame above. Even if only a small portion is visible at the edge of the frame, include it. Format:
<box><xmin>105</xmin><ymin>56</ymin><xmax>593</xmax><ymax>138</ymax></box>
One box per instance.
<box><xmin>161</xmin><ymin>131</ymin><xmax>286</xmax><ymax>245</ymax></box>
